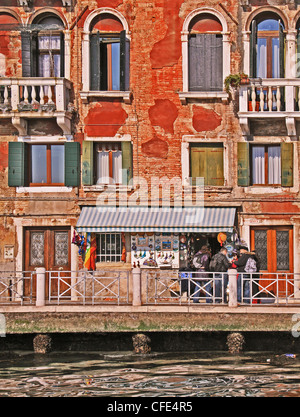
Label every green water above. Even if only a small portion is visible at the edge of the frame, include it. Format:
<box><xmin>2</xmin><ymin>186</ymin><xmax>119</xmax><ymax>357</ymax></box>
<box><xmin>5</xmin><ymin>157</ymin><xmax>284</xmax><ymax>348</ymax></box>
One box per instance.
<box><xmin>0</xmin><ymin>351</ymin><xmax>299</xmax><ymax>397</ymax></box>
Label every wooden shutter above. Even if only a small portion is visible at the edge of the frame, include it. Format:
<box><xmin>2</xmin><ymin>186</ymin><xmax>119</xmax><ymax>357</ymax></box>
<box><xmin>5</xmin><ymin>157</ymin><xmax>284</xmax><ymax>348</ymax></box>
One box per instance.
<box><xmin>8</xmin><ymin>142</ymin><xmax>28</xmax><ymax>187</ymax></box>
<box><xmin>250</xmin><ymin>20</ymin><xmax>257</xmax><ymax>78</ymax></box>
<box><xmin>190</xmin><ymin>146</ymin><xmax>206</xmax><ymax>185</ymax></box>
<box><xmin>21</xmin><ymin>31</ymin><xmax>38</xmax><ymax>77</ymax></box>
<box><xmin>279</xmin><ymin>21</ymin><xmax>285</xmax><ymax>78</ymax></box>
<box><xmin>237</xmin><ymin>142</ymin><xmax>250</xmax><ymax>186</ymax></box>
<box><xmin>120</xmin><ymin>30</ymin><xmax>130</xmax><ymax>91</ymax></box>
<box><xmin>82</xmin><ymin>141</ymin><xmax>94</xmax><ymax>186</ymax></box>
<box><xmin>60</xmin><ymin>31</ymin><xmax>65</xmax><ymax>78</ymax></box>
<box><xmin>64</xmin><ymin>142</ymin><xmax>80</xmax><ymax>187</ymax></box>
<box><xmin>90</xmin><ymin>32</ymin><xmax>100</xmax><ymax>91</ymax></box>
<box><xmin>189</xmin><ymin>34</ymin><xmax>222</xmax><ymax>92</ymax></box>
<box><xmin>281</xmin><ymin>142</ymin><xmax>293</xmax><ymax>187</ymax></box>
<box><xmin>207</xmin><ymin>146</ymin><xmax>224</xmax><ymax>186</ymax></box>
<box><xmin>121</xmin><ymin>141</ymin><xmax>133</xmax><ymax>185</ymax></box>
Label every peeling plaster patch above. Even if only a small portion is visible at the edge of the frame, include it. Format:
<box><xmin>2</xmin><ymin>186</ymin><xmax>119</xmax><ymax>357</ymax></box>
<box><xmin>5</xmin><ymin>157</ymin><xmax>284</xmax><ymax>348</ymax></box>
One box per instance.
<box><xmin>150</xmin><ymin>0</ymin><xmax>184</xmax><ymax>68</ymax></box>
<box><xmin>0</xmin><ymin>142</ymin><xmax>8</xmax><ymax>172</ymax></box>
<box><xmin>84</xmin><ymin>102</ymin><xmax>128</xmax><ymax>137</ymax></box>
<box><xmin>96</xmin><ymin>0</ymin><xmax>123</xmax><ymax>8</ymax></box>
<box><xmin>192</xmin><ymin>106</ymin><xmax>222</xmax><ymax>132</ymax></box>
<box><xmin>141</xmin><ymin>136</ymin><xmax>168</xmax><ymax>158</ymax></box>
<box><xmin>149</xmin><ymin>99</ymin><xmax>178</xmax><ymax>133</ymax></box>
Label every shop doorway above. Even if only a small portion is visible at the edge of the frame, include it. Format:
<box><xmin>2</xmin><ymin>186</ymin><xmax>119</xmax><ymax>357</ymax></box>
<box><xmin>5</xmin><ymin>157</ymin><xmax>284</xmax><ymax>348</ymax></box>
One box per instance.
<box><xmin>193</xmin><ymin>234</ymin><xmax>221</xmax><ymax>256</ymax></box>
<box><xmin>24</xmin><ymin>227</ymin><xmax>71</xmax><ymax>299</ymax></box>
<box><xmin>250</xmin><ymin>226</ymin><xmax>293</xmax><ymax>298</ymax></box>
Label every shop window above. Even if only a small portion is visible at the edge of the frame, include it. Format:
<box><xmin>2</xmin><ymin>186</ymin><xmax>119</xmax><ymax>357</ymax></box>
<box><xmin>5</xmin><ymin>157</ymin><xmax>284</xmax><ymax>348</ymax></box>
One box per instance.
<box><xmin>250</xmin><ymin>14</ymin><xmax>284</xmax><ymax>78</ymax></box>
<box><xmin>89</xmin><ymin>14</ymin><xmax>130</xmax><ymax>91</ymax></box>
<box><xmin>237</xmin><ymin>142</ymin><xmax>293</xmax><ymax>187</ymax></box>
<box><xmin>190</xmin><ymin>143</ymin><xmax>224</xmax><ymax>186</ymax></box>
<box><xmin>188</xmin><ymin>14</ymin><xmax>223</xmax><ymax>91</ymax></box>
<box><xmin>82</xmin><ymin>141</ymin><xmax>133</xmax><ymax>186</ymax></box>
<box><xmin>8</xmin><ymin>141</ymin><xmax>80</xmax><ymax>187</ymax></box>
<box><xmin>21</xmin><ymin>15</ymin><xmax>65</xmax><ymax>78</ymax></box>
<box><xmin>96</xmin><ymin>233</ymin><xmax>122</xmax><ymax>262</ymax></box>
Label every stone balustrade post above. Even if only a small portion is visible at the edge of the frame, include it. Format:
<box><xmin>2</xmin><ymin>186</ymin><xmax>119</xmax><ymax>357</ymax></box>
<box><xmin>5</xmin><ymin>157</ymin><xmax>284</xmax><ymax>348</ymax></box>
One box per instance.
<box><xmin>228</xmin><ymin>268</ymin><xmax>238</xmax><ymax>307</ymax></box>
<box><xmin>36</xmin><ymin>267</ymin><xmax>46</xmax><ymax>307</ymax></box>
<box><xmin>132</xmin><ymin>267</ymin><xmax>142</xmax><ymax>306</ymax></box>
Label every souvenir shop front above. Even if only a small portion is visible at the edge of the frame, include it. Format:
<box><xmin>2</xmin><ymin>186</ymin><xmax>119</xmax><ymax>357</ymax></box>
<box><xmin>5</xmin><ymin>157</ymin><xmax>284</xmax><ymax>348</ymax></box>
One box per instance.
<box><xmin>75</xmin><ymin>206</ymin><xmax>238</xmax><ymax>271</ymax></box>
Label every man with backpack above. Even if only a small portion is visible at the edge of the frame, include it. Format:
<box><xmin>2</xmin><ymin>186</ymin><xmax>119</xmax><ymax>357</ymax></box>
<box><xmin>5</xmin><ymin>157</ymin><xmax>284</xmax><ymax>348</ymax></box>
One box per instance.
<box><xmin>208</xmin><ymin>247</ymin><xmax>231</xmax><ymax>303</ymax></box>
<box><xmin>192</xmin><ymin>246</ymin><xmax>211</xmax><ymax>303</ymax></box>
<box><xmin>233</xmin><ymin>245</ymin><xmax>257</xmax><ymax>304</ymax></box>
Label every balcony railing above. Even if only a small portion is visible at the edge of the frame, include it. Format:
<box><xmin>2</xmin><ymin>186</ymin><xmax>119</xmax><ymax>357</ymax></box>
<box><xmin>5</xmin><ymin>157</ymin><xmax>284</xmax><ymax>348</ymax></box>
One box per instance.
<box><xmin>238</xmin><ymin>78</ymin><xmax>300</xmax><ymax>136</ymax></box>
<box><xmin>0</xmin><ymin>77</ymin><xmax>71</xmax><ymax>113</ymax></box>
<box><xmin>0</xmin><ymin>269</ymin><xmax>299</xmax><ymax>307</ymax></box>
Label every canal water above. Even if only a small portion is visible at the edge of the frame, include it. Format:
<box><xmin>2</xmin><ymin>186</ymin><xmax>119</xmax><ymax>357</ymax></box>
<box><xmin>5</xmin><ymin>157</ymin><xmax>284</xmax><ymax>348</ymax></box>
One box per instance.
<box><xmin>0</xmin><ymin>350</ymin><xmax>299</xmax><ymax>397</ymax></box>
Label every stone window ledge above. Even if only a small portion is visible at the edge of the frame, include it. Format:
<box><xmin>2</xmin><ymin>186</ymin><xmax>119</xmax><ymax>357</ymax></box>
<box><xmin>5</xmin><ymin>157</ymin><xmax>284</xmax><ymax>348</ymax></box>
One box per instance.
<box><xmin>179</xmin><ymin>91</ymin><xmax>229</xmax><ymax>104</ymax></box>
<box><xmin>80</xmin><ymin>91</ymin><xmax>131</xmax><ymax>104</ymax></box>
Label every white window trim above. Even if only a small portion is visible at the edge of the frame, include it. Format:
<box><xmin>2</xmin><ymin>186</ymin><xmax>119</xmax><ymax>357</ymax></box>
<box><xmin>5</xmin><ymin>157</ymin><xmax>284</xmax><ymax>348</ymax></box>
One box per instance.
<box><xmin>81</xmin><ymin>8</ymin><xmax>130</xmax><ymax>100</ymax></box>
<box><xmin>181</xmin><ymin>136</ymin><xmax>231</xmax><ymax>190</ymax></box>
<box><xmin>83</xmin><ymin>134</ymin><xmax>134</xmax><ymax>191</ymax></box>
<box><xmin>180</xmin><ymin>8</ymin><xmax>231</xmax><ymax>103</ymax></box>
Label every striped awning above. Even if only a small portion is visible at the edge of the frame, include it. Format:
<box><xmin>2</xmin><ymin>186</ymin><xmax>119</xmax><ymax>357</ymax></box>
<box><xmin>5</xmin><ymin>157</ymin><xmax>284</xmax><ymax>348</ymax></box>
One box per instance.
<box><xmin>76</xmin><ymin>206</ymin><xmax>236</xmax><ymax>233</ymax></box>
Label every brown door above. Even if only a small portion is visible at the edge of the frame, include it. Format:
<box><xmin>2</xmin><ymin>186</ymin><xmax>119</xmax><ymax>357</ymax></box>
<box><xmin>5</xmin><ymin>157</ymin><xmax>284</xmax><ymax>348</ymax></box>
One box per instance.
<box><xmin>24</xmin><ymin>227</ymin><xmax>71</xmax><ymax>299</ymax></box>
<box><xmin>250</xmin><ymin>227</ymin><xmax>293</xmax><ymax>299</ymax></box>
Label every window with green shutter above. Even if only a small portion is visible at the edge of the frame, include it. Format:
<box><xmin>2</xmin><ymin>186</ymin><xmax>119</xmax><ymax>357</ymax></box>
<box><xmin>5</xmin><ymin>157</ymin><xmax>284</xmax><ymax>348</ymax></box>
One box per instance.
<box><xmin>190</xmin><ymin>143</ymin><xmax>224</xmax><ymax>186</ymax></box>
<box><xmin>64</xmin><ymin>142</ymin><xmax>80</xmax><ymax>187</ymax></box>
<box><xmin>281</xmin><ymin>142</ymin><xmax>293</xmax><ymax>187</ymax></box>
<box><xmin>237</xmin><ymin>142</ymin><xmax>250</xmax><ymax>187</ymax></box>
<box><xmin>8</xmin><ymin>142</ymin><xmax>29</xmax><ymax>187</ymax></box>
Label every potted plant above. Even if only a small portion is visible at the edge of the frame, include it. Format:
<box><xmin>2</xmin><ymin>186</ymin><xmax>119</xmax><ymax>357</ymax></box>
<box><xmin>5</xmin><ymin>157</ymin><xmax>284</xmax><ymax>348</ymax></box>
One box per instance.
<box><xmin>224</xmin><ymin>72</ymin><xmax>249</xmax><ymax>94</ymax></box>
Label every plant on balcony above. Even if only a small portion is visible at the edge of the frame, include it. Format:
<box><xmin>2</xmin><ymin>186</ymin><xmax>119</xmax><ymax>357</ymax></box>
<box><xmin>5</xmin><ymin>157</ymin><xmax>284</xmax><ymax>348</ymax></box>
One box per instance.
<box><xmin>224</xmin><ymin>72</ymin><xmax>249</xmax><ymax>94</ymax></box>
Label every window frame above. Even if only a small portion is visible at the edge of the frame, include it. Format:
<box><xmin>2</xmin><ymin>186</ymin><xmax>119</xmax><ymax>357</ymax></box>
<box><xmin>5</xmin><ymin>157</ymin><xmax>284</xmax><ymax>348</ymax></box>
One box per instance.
<box><xmin>189</xmin><ymin>142</ymin><xmax>225</xmax><ymax>186</ymax></box>
<box><xmin>250</xmin><ymin>144</ymin><xmax>281</xmax><ymax>186</ymax></box>
<box><xmin>29</xmin><ymin>143</ymin><xmax>65</xmax><ymax>187</ymax></box>
<box><xmin>180</xmin><ymin>8</ymin><xmax>230</xmax><ymax>103</ymax></box>
<box><xmin>81</xmin><ymin>8</ymin><xmax>131</xmax><ymax>102</ymax></box>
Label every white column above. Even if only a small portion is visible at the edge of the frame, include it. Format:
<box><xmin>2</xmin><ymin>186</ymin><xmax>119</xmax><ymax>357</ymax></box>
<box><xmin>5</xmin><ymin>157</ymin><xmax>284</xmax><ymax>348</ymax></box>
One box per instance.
<box><xmin>228</xmin><ymin>269</ymin><xmax>238</xmax><ymax>307</ymax></box>
<box><xmin>36</xmin><ymin>267</ymin><xmax>46</xmax><ymax>307</ymax></box>
<box><xmin>64</xmin><ymin>30</ymin><xmax>71</xmax><ymax>80</ymax></box>
<box><xmin>222</xmin><ymin>32</ymin><xmax>231</xmax><ymax>79</ymax></box>
<box><xmin>181</xmin><ymin>31</ymin><xmax>189</xmax><ymax>92</ymax></box>
<box><xmin>132</xmin><ymin>267</ymin><xmax>142</xmax><ymax>306</ymax></box>
<box><xmin>286</xmin><ymin>30</ymin><xmax>297</xmax><ymax>79</ymax></box>
<box><xmin>242</xmin><ymin>31</ymin><xmax>251</xmax><ymax>75</ymax></box>
<box><xmin>82</xmin><ymin>31</ymin><xmax>90</xmax><ymax>92</ymax></box>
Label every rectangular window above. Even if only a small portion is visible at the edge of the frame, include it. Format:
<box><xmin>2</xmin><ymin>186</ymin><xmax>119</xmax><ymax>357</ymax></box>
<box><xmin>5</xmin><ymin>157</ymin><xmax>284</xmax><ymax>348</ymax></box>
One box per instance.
<box><xmin>251</xmin><ymin>145</ymin><xmax>281</xmax><ymax>185</ymax></box>
<box><xmin>38</xmin><ymin>34</ymin><xmax>61</xmax><ymax>77</ymax></box>
<box><xmin>96</xmin><ymin>233</ymin><xmax>122</xmax><ymax>262</ymax></box>
<box><xmin>30</xmin><ymin>144</ymin><xmax>64</xmax><ymax>185</ymax></box>
<box><xmin>190</xmin><ymin>143</ymin><xmax>224</xmax><ymax>186</ymax></box>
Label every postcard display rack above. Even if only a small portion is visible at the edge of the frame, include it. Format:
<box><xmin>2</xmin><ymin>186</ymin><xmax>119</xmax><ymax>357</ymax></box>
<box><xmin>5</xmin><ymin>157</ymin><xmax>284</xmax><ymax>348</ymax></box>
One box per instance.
<box><xmin>131</xmin><ymin>234</ymin><xmax>179</xmax><ymax>269</ymax></box>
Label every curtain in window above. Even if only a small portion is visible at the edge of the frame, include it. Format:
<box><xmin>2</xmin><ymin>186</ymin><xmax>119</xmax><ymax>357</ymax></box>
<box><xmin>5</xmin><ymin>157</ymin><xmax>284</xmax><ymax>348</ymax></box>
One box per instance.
<box><xmin>96</xmin><ymin>144</ymin><xmax>122</xmax><ymax>184</ymax></box>
<box><xmin>112</xmin><ymin>150</ymin><xmax>122</xmax><ymax>184</ymax></box>
<box><xmin>257</xmin><ymin>39</ymin><xmax>267</xmax><ymax>78</ymax></box>
<box><xmin>96</xmin><ymin>150</ymin><xmax>110</xmax><ymax>184</ymax></box>
<box><xmin>268</xmin><ymin>146</ymin><xmax>281</xmax><ymax>184</ymax></box>
<box><xmin>252</xmin><ymin>146</ymin><xmax>265</xmax><ymax>184</ymax></box>
<box><xmin>272</xmin><ymin>39</ymin><xmax>280</xmax><ymax>78</ymax></box>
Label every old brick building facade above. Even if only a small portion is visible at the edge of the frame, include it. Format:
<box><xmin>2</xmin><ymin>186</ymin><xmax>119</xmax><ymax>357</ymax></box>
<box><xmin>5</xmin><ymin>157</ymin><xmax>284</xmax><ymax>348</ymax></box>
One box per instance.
<box><xmin>0</xmin><ymin>0</ymin><xmax>299</xmax><ymax>302</ymax></box>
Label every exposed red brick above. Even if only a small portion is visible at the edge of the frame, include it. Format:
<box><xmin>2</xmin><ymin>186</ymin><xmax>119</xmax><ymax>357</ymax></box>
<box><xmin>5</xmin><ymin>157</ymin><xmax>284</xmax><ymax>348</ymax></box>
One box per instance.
<box><xmin>141</xmin><ymin>136</ymin><xmax>168</xmax><ymax>158</ymax></box>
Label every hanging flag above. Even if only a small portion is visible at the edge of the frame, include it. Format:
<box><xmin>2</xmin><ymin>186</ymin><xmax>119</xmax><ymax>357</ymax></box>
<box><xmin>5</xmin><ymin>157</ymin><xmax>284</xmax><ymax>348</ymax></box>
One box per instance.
<box><xmin>84</xmin><ymin>232</ymin><xmax>97</xmax><ymax>271</ymax></box>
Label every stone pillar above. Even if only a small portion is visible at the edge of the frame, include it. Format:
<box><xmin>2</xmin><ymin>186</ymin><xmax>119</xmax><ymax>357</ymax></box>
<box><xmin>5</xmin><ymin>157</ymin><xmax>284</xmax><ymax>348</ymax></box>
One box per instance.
<box><xmin>36</xmin><ymin>267</ymin><xmax>46</xmax><ymax>307</ymax></box>
<box><xmin>132</xmin><ymin>267</ymin><xmax>142</xmax><ymax>306</ymax></box>
<box><xmin>132</xmin><ymin>333</ymin><xmax>151</xmax><ymax>354</ymax></box>
<box><xmin>33</xmin><ymin>334</ymin><xmax>52</xmax><ymax>354</ymax></box>
<box><xmin>228</xmin><ymin>269</ymin><xmax>238</xmax><ymax>307</ymax></box>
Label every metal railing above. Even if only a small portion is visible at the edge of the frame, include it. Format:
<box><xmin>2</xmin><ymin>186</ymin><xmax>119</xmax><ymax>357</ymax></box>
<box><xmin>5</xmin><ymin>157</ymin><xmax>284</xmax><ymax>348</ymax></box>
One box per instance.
<box><xmin>48</xmin><ymin>270</ymin><xmax>130</xmax><ymax>305</ymax></box>
<box><xmin>0</xmin><ymin>271</ymin><xmax>35</xmax><ymax>305</ymax></box>
<box><xmin>145</xmin><ymin>270</ymin><xmax>300</xmax><ymax>306</ymax></box>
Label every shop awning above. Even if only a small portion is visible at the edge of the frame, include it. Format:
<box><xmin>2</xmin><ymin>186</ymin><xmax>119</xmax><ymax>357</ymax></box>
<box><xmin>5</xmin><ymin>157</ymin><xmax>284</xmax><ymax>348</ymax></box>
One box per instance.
<box><xmin>76</xmin><ymin>206</ymin><xmax>236</xmax><ymax>233</ymax></box>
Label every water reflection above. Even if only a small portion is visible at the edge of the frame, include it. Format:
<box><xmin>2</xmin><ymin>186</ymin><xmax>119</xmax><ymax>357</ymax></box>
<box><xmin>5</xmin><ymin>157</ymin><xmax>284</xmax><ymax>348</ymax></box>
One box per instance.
<box><xmin>0</xmin><ymin>351</ymin><xmax>299</xmax><ymax>397</ymax></box>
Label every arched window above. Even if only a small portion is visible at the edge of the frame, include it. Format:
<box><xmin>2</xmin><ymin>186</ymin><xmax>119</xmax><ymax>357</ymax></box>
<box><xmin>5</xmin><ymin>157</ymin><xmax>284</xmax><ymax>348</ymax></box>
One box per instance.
<box><xmin>250</xmin><ymin>13</ymin><xmax>285</xmax><ymax>78</ymax></box>
<box><xmin>188</xmin><ymin>14</ymin><xmax>223</xmax><ymax>91</ymax></box>
<box><xmin>21</xmin><ymin>14</ymin><xmax>65</xmax><ymax>78</ymax></box>
<box><xmin>89</xmin><ymin>12</ymin><xmax>129</xmax><ymax>91</ymax></box>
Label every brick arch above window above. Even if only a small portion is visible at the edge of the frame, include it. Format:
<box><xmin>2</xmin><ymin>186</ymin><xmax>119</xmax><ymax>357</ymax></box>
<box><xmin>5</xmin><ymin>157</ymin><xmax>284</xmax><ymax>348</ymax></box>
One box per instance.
<box><xmin>83</xmin><ymin>8</ymin><xmax>129</xmax><ymax>34</ymax></box>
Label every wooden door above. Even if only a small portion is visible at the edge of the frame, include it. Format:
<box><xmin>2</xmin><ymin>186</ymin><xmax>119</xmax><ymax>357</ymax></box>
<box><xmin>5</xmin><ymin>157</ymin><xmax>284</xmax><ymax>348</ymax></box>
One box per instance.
<box><xmin>24</xmin><ymin>227</ymin><xmax>71</xmax><ymax>299</ymax></box>
<box><xmin>250</xmin><ymin>227</ymin><xmax>293</xmax><ymax>299</ymax></box>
